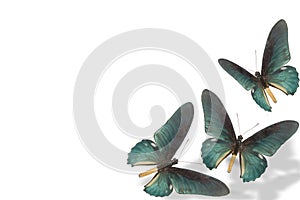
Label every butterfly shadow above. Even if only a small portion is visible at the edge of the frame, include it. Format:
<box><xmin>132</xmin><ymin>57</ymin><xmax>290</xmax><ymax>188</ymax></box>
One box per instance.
<box><xmin>226</xmin><ymin>143</ymin><xmax>300</xmax><ymax>200</ymax></box>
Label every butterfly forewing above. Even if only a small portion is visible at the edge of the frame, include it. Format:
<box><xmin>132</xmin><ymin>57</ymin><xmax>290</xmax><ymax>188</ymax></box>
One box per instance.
<box><xmin>127</xmin><ymin>103</ymin><xmax>193</xmax><ymax>166</ymax></box>
<box><xmin>167</xmin><ymin>167</ymin><xmax>229</xmax><ymax>196</ymax></box>
<box><xmin>242</xmin><ymin>120</ymin><xmax>299</xmax><ymax>156</ymax></box>
<box><xmin>218</xmin><ymin>59</ymin><xmax>256</xmax><ymax>91</ymax></box>
<box><xmin>201</xmin><ymin>89</ymin><xmax>236</xmax><ymax>142</ymax></box>
<box><xmin>154</xmin><ymin>102</ymin><xmax>194</xmax><ymax>161</ymax></box>
<box><xmin>201</xmin><ymin>90</ymin><xmax>236</xmax><ymax>169</ymax></box>
<box><xmin>262</xmin><ymin>19</ymin><xmax>290</xmax><ymax>76</ymax></box>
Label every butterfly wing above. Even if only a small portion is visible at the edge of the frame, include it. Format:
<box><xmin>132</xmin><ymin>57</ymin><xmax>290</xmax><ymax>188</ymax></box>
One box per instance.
<box><xmin>239</xmin><ymin>120</ymin><xmax>299</xmax><ymax>182</ymax></box>
<box><xmin>239</xmin><ymin>149</ymin><xmax>267</xmax><ymax>182</ymax></box>
<box><xmin>153</xmin><ymin>102</ymin><xmax>194</xmax><ymax>161</ymax></box>
<box><xmin>143</xmin><ymin>172</ymin><xmax>173</xmax><ymax>197</ymax></box>
<box><xmin>168</xmin><ymin>167</ymin><xmax>230</xmax><ymax>196</ymax></box>
<box><xmin>127</xmin><ymin>139</ymin><xmax>159</xmax><ymax>166</ymax></box>
<box><xmin>218</xmin><ymin>59</ymin><xmax>257</xmax><ymax>91</ymax></box>
<box><xmin>201</xmin><ymin>138</ymin><xmax>232</xmax><ymax>169</ymax></box>
<box><xmin>251</xmin><ymin>84</ymin><xmax>272</xmax><ymax>111</ymax></box>
<box><xmin>201</xmin><ymin>90</ymin><xmax>236</xmax><ymax>169</ymax></box>
<box><xmin>267</xmin><ymin>65</ymin><xmax>299</xmax><ymax>95</ymax></box>
<box><xmin>262</xmin><ymin>19</ymin><xmax>290</xmax><ymax>76</ymax></box>
<box><xmin>144</xmin><ymin>167</ymin><xmax>230</xmax><ymax>197</ymax></box>
<box><xmin>262</xmin><ymin>19</ymin><xmax>299</xmax><ymax>95</ymax></box>
<box><xmin>127</xmin><ymin>102</ymin><xmax>194</xmax><ymax>165</ymax></box>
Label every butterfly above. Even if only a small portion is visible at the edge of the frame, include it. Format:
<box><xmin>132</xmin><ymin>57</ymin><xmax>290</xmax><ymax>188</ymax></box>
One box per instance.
<box><xmin>200</xmin><ymin>89</ymin><xmax>299</xmax><ymax>182</ymax></box>
<box><xmin>218</xmin><ymin>19</ymin><xmax>299</xmax><ymax>111</ymax></box>
<box><xmin>127</xmin><ymin>102</ymin><xmax>229</xmax><ymax>197</ymax></box>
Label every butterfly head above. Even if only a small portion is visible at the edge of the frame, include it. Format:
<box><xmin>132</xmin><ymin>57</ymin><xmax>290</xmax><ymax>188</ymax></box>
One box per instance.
<box><xmin>237</xmin><ymin>135</ymin><xmax>243</xmax><ymax>141</ymax></box>
<box><xmin>255</xmin><ymin>71</ymin><xmax>261</xmax><ymax>77</ymax></box>
<box><xmin>171</xmin><ymin>158</ymin><xmax>178</xmax><ymax>165</ymax></box>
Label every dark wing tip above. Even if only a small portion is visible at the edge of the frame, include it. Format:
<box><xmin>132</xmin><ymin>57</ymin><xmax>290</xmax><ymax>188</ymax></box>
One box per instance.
<box><xmin>284</xmin><ymin>120</ymin><xmax>299</xmax><ymax>132</ymax></box>
<box><xmin>180</xmin><ymin>102</ymin><xmax>194</xmax><ymax>124</ymax></box>
<box><xmin>202</xmin><ymin>89</ymin><xmax>210</xmax><ymax>96</ymax></box>
<box><xmin>218</xmin><ymin>58</ymin><xmax>227</xmax><ymax>63</ymax></box>
<box><xmin>277</xmin><ymin>19</ymin><xmax>287</xmax><ymax>26</ymax></box>
<box><xmin>182</xmin><ymin>102</ymin><xmax>194</xmax><ymax>112</ymax></box>
<box><xmin>201</xmin><ymin>89</ymin><xmax>215</xmax><ymax>99</ymax></box>
<box><xmin>207</xmin><ymin>177</ymin><xmax>230</xmax><ymax>196</ymax></box>
<box><xmin>218</xmin><ymin>58</ymin><xmax>229</xmax><ymax>67</ymax></box>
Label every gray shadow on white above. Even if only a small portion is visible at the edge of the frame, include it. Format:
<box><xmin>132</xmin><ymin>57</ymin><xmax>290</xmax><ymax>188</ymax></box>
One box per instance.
<box><xmin>226</xmin><ymin>143</ymin><xmax>300</xmax><ymax>200</ymax></box>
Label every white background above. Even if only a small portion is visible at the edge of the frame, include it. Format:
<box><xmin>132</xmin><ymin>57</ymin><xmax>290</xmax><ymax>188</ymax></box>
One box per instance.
<box><xmin>1</xmin><ymin>1</ymin><xmax>300</xmax><ymax>199</ymax></box>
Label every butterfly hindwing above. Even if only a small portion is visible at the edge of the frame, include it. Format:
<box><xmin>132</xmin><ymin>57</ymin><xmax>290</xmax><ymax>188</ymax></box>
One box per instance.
<box><xmin>262</xmin><ymin>19</ymin><xmax>290</xmax><ymax>76</ymax></box>
<box><xmin>239</xmin><ymin>150</ymin><xmax>268</xmax><ymax>182</ymax></box>
<box><xmin>144</xmin><ymin>172</ymin><xmax>172</xmax><ymax>197</ymax></box>
<box><xmin>267</xmin><ymin>65</ymin><xmax>299</xmax><ymax>95</ymax></box>
<box><xmin>251</xmin><ymin>85</ymin><xmax>272</xmax><ymax>111</ymax></box>
<box><xmin>201</xmin><ymin>138</ymin><xmax>232</xmax><ymax>169</ymax></box>
<box><xmin>218</xmin><ymin>59</ymin><xmax>256</xmax><ymax>91</ymax></box>
<box><xmin>127</xmin><ymin>139</ymin><xmax>159</xmax><ymax>166</ymax></box>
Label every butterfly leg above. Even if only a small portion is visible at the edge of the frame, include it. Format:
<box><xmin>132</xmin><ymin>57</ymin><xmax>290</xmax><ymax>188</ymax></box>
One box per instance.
<box><xmin>265</xmin><ymin>87</ymin><xmax>277</xmax><ymax>103</ymax></box>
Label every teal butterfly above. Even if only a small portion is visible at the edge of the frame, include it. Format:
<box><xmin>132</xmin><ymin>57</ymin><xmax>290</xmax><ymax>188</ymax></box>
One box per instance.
<box><xmin>128</xmin><ymin>102</ymin><xmax>229</xmax><ymax>197</ymax></box>
<box><xmin>201</xmin><ymin>89</ymin><xmax>299</xmax><ymax>182</ymax></box>
<box><xmin>219</xmin><ymin>19</ymin><xmax>299</xmax><ymax>111</ymax></box>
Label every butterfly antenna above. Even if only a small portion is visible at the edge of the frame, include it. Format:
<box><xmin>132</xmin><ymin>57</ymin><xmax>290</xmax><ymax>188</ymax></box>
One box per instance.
<box><xmin>236</xmin><ymin>113</ymin><xmax>241</xmax><ymax>134</ymax></box>
<box><xmin>255</xmin><ymin>50</ymin><xmax>258</xmax><ymax>72</ymax></box>
<box><xmin>242</xmin><ymin>123</ymin><xmax>260</xmax><ymax>136</ymax></box>
<box><xmin>179</xmin><ymin>160</ymin><xmax>203</xmax><ymax>165</ymax></box>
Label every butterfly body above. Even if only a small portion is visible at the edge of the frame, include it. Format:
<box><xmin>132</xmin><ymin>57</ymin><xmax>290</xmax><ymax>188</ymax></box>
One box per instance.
<box><xmin>218</xmin><ymin>19</ymin><xmax>299</xmax><ymax>111</ymax></box>
<box><xmin>128</xmin><ymin>103</ymin><xmax>229</xmax><ymax>196</ymax></box>
<box><xmin>201</xmin><ymin>89</ymin><xmax>299</xmax><ymax>182</ymax></box>
<box><xmin>254</xmin><ymin>72</ymin><xmax>266</xmax><ymax>87</ymax></box>
<box><xmin>232</xmin><ymin>135</ymin><xmax>243</xmax><ymax>155</ymax></box>
<box><xmin>158</xmin><ymin>158</ymin><xmax>178</xmax><ymax>171</ymax></box>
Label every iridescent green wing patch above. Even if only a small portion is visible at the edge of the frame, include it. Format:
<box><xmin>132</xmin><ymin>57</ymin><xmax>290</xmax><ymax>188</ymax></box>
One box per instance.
<box><xmin>267</xmin><ymin>66</ymin><xmax>299</xmax><ymax>95</ymax></box>
<box><xmin>239</xmin><ymin>150</ymin><xmax>268</xmax><ymax>182</ymax></box>
<box><xmin>127</xmin><ymin>139</ymin><xmax>159</xmax><ymax>166</ymax></box>
<box><xmin>201</xmin><ymin>138</ymin><xmax>232</xmax><ymax>170</ymax></box>
<box><xmin>251</xmin><ymin>85</ymin><xmax>272</xmax><ymax>112</ymax></box>
<box><xmin>144</xmin><ymin>172</ymin><xmax>172</xmax><ymax>197</ymax></box>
